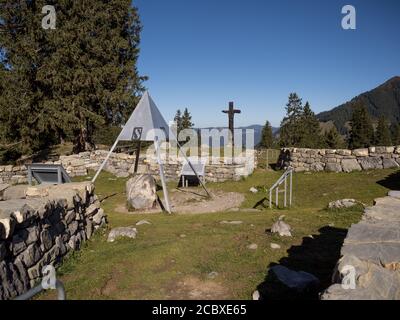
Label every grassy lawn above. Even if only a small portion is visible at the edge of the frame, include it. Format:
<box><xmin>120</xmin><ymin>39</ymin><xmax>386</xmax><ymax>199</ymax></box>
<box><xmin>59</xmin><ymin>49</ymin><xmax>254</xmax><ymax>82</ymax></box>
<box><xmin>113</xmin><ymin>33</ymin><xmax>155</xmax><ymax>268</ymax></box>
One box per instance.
<box><xmin>39</xmin><ymin>168</ymin><xmax>400</xmax><ymax>300</ymax></box>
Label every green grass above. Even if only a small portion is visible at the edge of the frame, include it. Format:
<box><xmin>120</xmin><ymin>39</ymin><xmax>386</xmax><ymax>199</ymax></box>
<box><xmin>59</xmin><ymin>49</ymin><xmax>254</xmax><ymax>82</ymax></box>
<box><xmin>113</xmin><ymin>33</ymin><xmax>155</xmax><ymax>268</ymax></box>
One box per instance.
<box><xmin>38</xmin><ymin>168</ymin><xmax>400</xmax><ymax>300</ymax></box>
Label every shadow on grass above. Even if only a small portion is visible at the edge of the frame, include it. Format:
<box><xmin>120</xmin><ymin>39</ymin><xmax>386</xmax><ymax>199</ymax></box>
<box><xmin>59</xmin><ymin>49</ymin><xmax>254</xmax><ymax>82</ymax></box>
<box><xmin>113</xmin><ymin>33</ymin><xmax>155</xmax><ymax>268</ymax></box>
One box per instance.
<box><xmin>376</xmin><ymin>170</ymin><xmax>400</xmax><ymax>190</ymax></box>
<box><xmin>257</xmin><ymin>226</ymin><xmax>347</xmax><ymax>300</ymax></box>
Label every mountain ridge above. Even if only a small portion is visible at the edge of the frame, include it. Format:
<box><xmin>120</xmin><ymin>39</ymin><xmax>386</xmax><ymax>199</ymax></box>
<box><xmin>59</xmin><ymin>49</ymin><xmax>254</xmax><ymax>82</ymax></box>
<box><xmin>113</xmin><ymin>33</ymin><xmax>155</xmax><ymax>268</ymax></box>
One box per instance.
<box><xmin>317</xmin><ymin>76</ymin><xmax>400</xmax><ymax>133</ymax></box>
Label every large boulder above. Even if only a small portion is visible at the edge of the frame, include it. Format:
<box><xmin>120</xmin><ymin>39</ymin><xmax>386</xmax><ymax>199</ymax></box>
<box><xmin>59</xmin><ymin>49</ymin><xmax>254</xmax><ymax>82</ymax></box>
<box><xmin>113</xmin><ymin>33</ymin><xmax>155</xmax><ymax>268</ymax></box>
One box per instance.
<box><xmin>328</xmin><ymin>199</ymin><xmax>363</xmax><ymax>210</ymax></box>
<box><xmin>126</xmin><ymin>174</ymin><xmax>157</xmax><ymax>210</ymax></box>
<box><xmin>271</xmin><ymin>216</ymin><xmax>292</xmax><ymax>237</ymax></box>
<box><xmin>107</xmin><ymin>227</ymin><xmax>137</xmax><ymax>242</ymax></box>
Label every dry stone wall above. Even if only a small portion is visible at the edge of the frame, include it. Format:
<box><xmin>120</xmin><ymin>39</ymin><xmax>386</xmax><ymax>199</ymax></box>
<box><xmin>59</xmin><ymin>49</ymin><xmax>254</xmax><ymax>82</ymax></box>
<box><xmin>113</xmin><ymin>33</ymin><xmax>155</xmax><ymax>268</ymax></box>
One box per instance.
<box><xmin>0</xmin><ymin>182</ymin><xmax>106</xmax><ymax>300</ymax></box>
<box><xmin>321</xmin><ymin>192</ymin><xmax>400</xmax><ymax>300</ymax></box>
<box><xmin>0</xmin><ymin>149</ymin><xmax>256</xmax><ymax>184</ymax></box>
<box><xmin>278</xmin><ymin>146</ymin><xmax>400</xmax><ymax>173</ymax></box>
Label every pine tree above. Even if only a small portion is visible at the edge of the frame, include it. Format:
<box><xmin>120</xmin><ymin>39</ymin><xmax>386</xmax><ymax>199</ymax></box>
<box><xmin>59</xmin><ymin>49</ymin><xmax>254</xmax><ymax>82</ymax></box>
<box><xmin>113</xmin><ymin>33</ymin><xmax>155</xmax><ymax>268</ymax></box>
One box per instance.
<box><xmin>260</xmin><ymin>120</ymin><xmax>274</xmax><ymax>148</ymax></box>
<box><xmin>0</xmin><ymin>1</ymin><xmax>146</xmax><ymax>155</ymax></box>
<box><xmin>0</xmin><ymin>1</ymin><xmax>55</xmax><ymax>155</ymax></box>
<box><xmin>174</xmin><ymin>109</ymin><xmax>183</xmax><ymax>133</ymax></box>
<box><xmin>181</xmin><ymin>108</ymin><xmax>194</xmax><ymax>130</ymax></box>
<box><xmin>279</xmin><ymin>93</ymin><xmax>304</xmax><ymax>147</ymax></box>
<box><xmin>348</xmin><ymin>103</ymin><xmax>374</xmax><ymax>149</ymax></box>
<box><xmin>300</xmin><ymin>102</ymin><xmax>323</xmax><ymax>148</ymax></box>
<box><xmin>375</xmin><ymin>115</ymin><xmax>392</xmax><ymax>146</ymax></box>
<box><xmin>390</xmin><ymin>122</ymin><xmax>400</xmax><ymax>145</ymax></box>
<box><xmin>324</xmin><ymin>126</ymin><xmax>344</xmax><ymax>149</ymax></box>
<box><xmin>279</xmin><ymin>95</ymin><xmax>324</xmax><ymax>148</ymax></box>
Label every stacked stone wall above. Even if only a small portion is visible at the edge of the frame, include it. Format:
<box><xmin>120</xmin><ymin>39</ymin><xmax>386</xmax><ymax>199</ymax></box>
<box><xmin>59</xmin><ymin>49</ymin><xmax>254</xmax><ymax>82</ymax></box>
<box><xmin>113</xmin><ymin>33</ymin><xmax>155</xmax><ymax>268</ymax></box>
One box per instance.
<box><xmin>0</xmin><ymin>182</ymin><xmax>106</xmax><ymax>300</ymax></box>
<box><xmin>278</xmin><ymin>146</ymin><xmax>400</xmax><ymax>172</ymax></box>
<box><xmin>0</xmin><ymin>149</ymin><xmax>256</xmax><ymax>184</ymax></box>
<box><xmin>321</xmin><ymin>192</ymin><xmax>400</xmax><ymax>299</ymax></box>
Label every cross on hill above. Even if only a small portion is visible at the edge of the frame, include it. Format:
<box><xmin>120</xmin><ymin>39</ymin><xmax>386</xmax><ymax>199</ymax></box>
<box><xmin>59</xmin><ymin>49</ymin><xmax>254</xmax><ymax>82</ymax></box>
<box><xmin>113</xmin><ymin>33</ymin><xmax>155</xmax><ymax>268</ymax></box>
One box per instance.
<box><xmin>222</xmin><ymin>102</ymin><xmax>241</xmax><ymax>148</ymax></box>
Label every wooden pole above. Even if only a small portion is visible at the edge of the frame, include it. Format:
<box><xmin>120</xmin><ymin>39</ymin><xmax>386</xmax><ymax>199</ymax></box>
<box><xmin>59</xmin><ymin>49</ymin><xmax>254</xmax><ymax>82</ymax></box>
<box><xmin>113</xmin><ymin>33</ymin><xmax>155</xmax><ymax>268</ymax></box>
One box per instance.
<box><xmin>134</xmin><ymin>140</ymin><xmax>141</xmax><ymax>174</ymax></box>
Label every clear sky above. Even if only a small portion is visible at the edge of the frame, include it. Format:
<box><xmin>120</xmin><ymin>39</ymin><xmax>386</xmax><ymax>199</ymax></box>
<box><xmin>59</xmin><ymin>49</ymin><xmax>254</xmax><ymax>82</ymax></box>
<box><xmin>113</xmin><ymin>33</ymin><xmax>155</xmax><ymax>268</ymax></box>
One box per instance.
<box><xmin>134</xmin><ymin>0</ymin><xmax>400</xmax><ymax>128</ymax></box>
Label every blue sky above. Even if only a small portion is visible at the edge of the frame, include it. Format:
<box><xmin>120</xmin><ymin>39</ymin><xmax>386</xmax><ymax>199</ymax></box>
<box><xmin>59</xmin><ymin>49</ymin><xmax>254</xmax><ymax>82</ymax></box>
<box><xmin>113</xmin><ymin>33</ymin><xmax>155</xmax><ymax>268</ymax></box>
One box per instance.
<box><xmin>134</xmin><ymin>0</ymin><xmax>400</xmax><ymax>127</ymax></box>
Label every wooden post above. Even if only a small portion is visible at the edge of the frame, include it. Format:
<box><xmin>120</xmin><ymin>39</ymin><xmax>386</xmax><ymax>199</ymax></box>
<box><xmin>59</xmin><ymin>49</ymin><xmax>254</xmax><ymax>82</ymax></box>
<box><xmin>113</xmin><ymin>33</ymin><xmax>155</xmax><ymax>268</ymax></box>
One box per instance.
<box><xmin>134</xmin><ymin>140</ymin><xmax>141</xmax><ymax>174</ymax></box>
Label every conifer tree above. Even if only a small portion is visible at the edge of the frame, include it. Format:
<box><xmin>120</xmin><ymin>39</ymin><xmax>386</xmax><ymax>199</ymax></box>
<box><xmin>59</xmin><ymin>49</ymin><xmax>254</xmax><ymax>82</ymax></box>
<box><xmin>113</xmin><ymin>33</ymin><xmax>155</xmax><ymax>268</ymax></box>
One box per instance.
<box><xmin>324</xmin><ymin>126</ymin><xmax>344</xmax><ymax>149</ymax></box>
<box><xmin>0</xmin><ymin>1</ymin><xmax>146</xmax><ymax>155</ymax></box>
<box><xmin>279</xmin><ymin>93</ymin><xmax>304</xmax><ymax>147</ymax></box>
<box><xmin>300</xmin><ymin>102</ymin><xmax>323</xmax><ymax>148</ymax></box>
<box><xmin>348</xmin><ymin>103</ymin><xmax>375</xmax><ymax>149</ymax></box>
<box><xmin>375</xmin><ymin>115</ymin><xmax>392</xmax><ymax>146</ymax></box>
<box><xmin>181</xmin><ymin>108</ymin><xmax>194</xmax><ymax>130</ymax></box>
<box><xmin>390</xmin><ymin>122</ymin><xmax>400</xmax><ymax>145</ymax></box>
<box><xmin>260</xmin><ymin>120</ymin><xmax>274</xmax><ymax>148</ymax></box>
<box><xmin>279</xmin><ymin>95</ymin><xmax>324</xmax><ymax>148</ymax></box>
<box><xmin>174</xmin><ymin>109</ymin><xmax>183</xmax><ymax>134</ymax></box>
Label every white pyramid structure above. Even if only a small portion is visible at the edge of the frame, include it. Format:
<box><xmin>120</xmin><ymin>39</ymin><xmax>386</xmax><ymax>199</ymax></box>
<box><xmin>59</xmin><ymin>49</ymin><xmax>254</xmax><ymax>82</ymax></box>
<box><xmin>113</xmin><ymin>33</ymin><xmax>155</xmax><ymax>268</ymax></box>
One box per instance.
<box><xmin>91</xmin><ymin>91</ymin><xmax>210</xmax><ymax>213</ymax></box>
<box><xmin>118</xmin><ymin>91</ymin><xmax>170</xmax><ymax>141</ymax></box>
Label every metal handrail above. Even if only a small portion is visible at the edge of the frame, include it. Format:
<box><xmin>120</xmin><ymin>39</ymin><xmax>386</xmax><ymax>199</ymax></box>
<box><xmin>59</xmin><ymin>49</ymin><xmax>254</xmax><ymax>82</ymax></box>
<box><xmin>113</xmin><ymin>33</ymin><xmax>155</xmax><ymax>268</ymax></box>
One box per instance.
<box><xmin>269</xmin><ymin>167</ymin><xmax>293</xmax><ymax>208</ymax></box>
<box><xmin>14</xmin><ymin>280</ymin><xmax>66</xmax><ymax>300</ymax></box>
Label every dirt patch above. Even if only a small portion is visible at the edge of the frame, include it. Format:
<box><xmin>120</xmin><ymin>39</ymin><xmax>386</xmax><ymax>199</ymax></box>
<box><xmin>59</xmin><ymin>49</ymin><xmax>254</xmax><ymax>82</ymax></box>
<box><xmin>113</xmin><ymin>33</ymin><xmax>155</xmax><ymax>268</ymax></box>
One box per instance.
<box><xmin>167</xmin><ymin>276</ymin><xmax>229</xmax><ymax>300</ymax></box>
<box><xmin>171</xmin><ymin>189</ymin><xmax>245</xmax><ymax>214</ymax></box>
<box><xmin>116</xmin><ymin>189</ymin><xmax>245</xmax><ymax>214</ymax></box>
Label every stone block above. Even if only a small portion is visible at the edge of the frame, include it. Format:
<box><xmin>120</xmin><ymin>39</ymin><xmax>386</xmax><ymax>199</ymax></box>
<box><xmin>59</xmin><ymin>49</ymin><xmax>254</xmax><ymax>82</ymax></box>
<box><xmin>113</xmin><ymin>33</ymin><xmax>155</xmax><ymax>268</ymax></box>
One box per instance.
<box><xmin>21</xmin><ymin>244</ymin><xmax>41</xmax><ymax>268</ymax></box>
<box><xmin>382</xmin><ymin>158</ymin><xmax>399</xmax><ymax>169</ymax></box>
<box><xmin>352</xmin><ymin>148</ymin><xmax>369</xmax><ymax>157</ymax></box>
<box><xmin>325</xmin><ymin>163</ymin><xmax>342</xmax><ymax>173</ymax></box>
<box><xmin>40</xmin><ymin>229</ymin><xmax>53</xmax><ymax>252</ymax></box>
<box><xmin>0</xmin><ymin>216</ymin><xmax>16</xmax><ymax>240</ymax></box>
<box><xmin>358</xmin><ymin>157</ymin><xmax>382</xmax><ymax>170</ymax></box>
<box><xmin>341</xmin><ymin>159</ymin><xmax>362</xmax><ymax>173</ymax></box>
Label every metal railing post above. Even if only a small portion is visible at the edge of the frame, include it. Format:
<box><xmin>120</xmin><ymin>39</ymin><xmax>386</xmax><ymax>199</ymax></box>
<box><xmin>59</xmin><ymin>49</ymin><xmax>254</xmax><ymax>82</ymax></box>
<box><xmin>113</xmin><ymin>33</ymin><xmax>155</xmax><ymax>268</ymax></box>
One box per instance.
<box><xmin>14</xmin><ymin>280</ymin><xmax>66</xmax><ymax>300</ymax></box>
<box><xmin>284</xmin><ymin>175</ymin><xmax>287</xmax><ymax>207</ymax></box>
<box><xmin>268</xmin><ymin>166</ymin><xmax>293</xmax><ymax>209</ymax></box>
<box><xmin>290</xmin><ymin>170</ymin><xmax>293</xmax><ymax>207</ymax></box>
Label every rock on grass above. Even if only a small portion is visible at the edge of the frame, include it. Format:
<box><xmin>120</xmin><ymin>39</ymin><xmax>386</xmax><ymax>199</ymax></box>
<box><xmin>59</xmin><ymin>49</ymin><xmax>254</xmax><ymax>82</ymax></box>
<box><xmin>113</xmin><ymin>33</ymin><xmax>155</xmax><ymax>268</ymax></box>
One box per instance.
<box><xmin>107</xmin><ymin>227</ymin><xmax>137</xmax><ymax>242</ymax></box>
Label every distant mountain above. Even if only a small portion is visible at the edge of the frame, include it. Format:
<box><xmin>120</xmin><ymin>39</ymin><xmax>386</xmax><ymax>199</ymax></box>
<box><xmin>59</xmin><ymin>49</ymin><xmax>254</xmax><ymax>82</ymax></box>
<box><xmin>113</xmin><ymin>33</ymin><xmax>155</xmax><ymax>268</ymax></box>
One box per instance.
<box><xmin>197</xmin><ymin>124</ymin><xmax>279</xmax><ymax>147</ymax></box>
<box><xmin>317</xmin><ymin>76</ymin><xmax>400</xmax><ymax>134</ymax></box>
<box><xmin>238</xmin><ymin>124</ymin><xmax>279</xmax><ymax>146</ymax></box>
